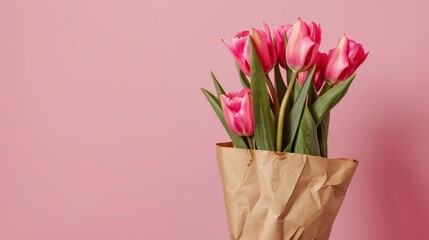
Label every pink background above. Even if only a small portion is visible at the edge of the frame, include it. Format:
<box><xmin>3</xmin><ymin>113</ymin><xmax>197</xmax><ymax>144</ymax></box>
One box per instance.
<box><xmin>1</xmin><ymin>0</ymin><xmax>428</xmax><ymax>239</ymax></box>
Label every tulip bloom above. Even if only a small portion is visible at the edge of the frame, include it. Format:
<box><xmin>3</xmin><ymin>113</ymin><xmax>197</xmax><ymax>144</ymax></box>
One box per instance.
<box><xmin>220</xmin><ymin>88</ymin><xmax>254</xmax><ymax>136</ymax></box>
<box><xmin>298</xmin><ymin>52</ymin><xmax>328</xmax><ymax>91</ymax></box>
<box><xmin>325</xmin><ymin>35</ymin><xmax>369</xmax><ymax>84</ymax></box>
<box><xmin>222</xmin><ymin>23</ymin><xmax>277</xmax><ymax>76</ymax></box>
<box><xmin>274</xmin><ymin>24</ymin><xmax>292</xmax><ymax>68</ymax></box>
<box><xmin>286</xmin><ymin>18</ymin><xmax>321</xmax><ymax>72</ymax></box>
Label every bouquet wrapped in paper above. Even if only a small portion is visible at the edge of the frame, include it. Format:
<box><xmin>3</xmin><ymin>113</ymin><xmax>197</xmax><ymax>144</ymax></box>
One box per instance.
<box><xmin>202</xmin><ymin>18</ymin><xmax>368</xmax><ymax>240</ymax></box>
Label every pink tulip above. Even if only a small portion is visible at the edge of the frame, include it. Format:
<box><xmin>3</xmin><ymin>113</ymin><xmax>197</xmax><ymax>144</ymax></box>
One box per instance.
<box><xmin>222</xmin><ymin>23</ymin><xmax>277</xmax><ymax>76</ymax></box>
<box><xmin>220</xmin><ymin>88</ymin><xmax>254</xmax><ymax>136</ymax></box>
<box><xmin>274</xmin><ymin>24</ymin><xmax>293</xmax><ymax>68</ymax></box>
<box><xmin>298</xmin><ymin>52</ymin><xmax>328</xmax><ymax>91</ymax></box>
<box><xmin>286</xmin><ymin>18</ymin><xmax>321</xmax><ymax>72</ymax></box>
<box><xmin>325</xmin><ymin>35</ymin><xmax>369</xmax><ymax>84</ymax></box>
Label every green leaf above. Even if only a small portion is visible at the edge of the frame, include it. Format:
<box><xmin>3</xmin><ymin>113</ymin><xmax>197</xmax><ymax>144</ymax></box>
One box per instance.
<box><xmin>308</xmin><ymin>78</ymin><xmax>318</xmax><ymax>105</ymax></box>
<box><xmin>286</xmin><ymin>67</ymin><xmax>293</xmax><ymax>85</ymax></box>
<box><xmin>210</xmin><ymin>71</ymin><xmax>225</xmax><ymax>98</ymax></box>
<box><xmin>293</xmin><ymin>76</ymin><xmax>301</xmax><ymax>102</ymax></box>
<box><xmin>283</xmin><ymin>66</ymin><xmax>315</xmax><ymax>152</ymax></box>
<box><xmin>310</xmin><ymin>74</ymin><xmax>356</xmax><ymax>125</ymax></box>
<box><xmin>293</xmin><ymin>106</ymin><xmax>321</xmax><ymax>155</ymax></box>
<box><xmin>317</xmin><ymin>112</ymin><xmax>330</xmax><ymax>158</ymax></box>
<box><xmin>201</xmin><ymin>88</ymin><xmax>247</xmax><ymax>149</ymax></box>
<box><xmin>274</xmin><ymin>63</ymin><xmax>287</xmax><ymax>104</ymax></box>
<box><xmin>315</xmin><ymin>83</ymin><xmax>332</xmax><ymax>157</ymax></box>
<box><xmin>283</xmin><ymin>69</ymin><xmax>294</xmax><ymax>118</ymax></box>
<box><xmin>249</xmin><ymin>38</ymin><xmax>275</xmax><ymax>151</ymax></box>
<box><xmin>236</xmin><ymin>64</ymin><xmax>250</xmax><ymax>88</ymax></box>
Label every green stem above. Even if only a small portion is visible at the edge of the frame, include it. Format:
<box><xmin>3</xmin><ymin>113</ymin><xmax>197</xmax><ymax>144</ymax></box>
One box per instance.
<box><xmin>265</xmin><ymin>75</ymin><xmax>279</xmax><ymax>120</ymax></box>
<box><xmin>247</xmin><ymin>136</ymin><xmax>255</xmax><ymax>149</ymax></box>
<box><xmin>276</xmin><ymin>71</ymin><xmax>298</xmax><ymax>151</ymax></box>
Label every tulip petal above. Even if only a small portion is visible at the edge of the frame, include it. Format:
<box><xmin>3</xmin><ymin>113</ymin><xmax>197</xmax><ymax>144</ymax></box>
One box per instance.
<box><xmin>303</xmin><ymin>41</ymin><xmax>319</xmax><ymax>70</ymax></box>
<box><xmin>236</xmin><ymin>93</ymin><xmax>254</xmax><ymax>136</ymax></box>
<box><xmin>297</xmin><ymin>52</ymin><xmax>327</xmax><ymax>91</ymax></box>
<box><xmin>326</xmin><ymin>35</ymin><xmax>350</xmax><ymax>83</ymax></box>
<box><xmin>233</xmin><ymin>118</ymin><xmax>244</xmax><ymax>135</ymax></box>
<box><xmin>201</xmin><ymin>89</ymin><xmax>248</xmax><ymax>148</ymax></box>
<box><xmin>287</xmin><ymin>35</ymin><xmax>318</xmax><ymax>71</ymax></box>
<box><xmin>220</xmin><ymin>94</ymin><xmax>242</xmax><ymax>135</ymax></box>
<box><xmin>235</xmin><ymin>114</ymin><xmax>251</xmax><ymax>136</ymax></box>
<box><xmin>264</xmin><ymin>22</ymin><xmax>278</xmax><ymax>70</ymax></box>
<box><xmin>286</xmin><ymin>18</ymin><xmax>321</xmax><ymax>72</ymax></box>
<box><xmin>222</xmin><ymin>35</ymin><xmax>251</xmax><ymax>76</ymax></box>
<box><xmin>341</xmin><ymin>51</ymin><xmax>368</xmax><ymax>80</ymax></box>
<box><xmin>227</xmin><ymin>97</ymin><xmax>242</xmax><ymax>113</ymax></box>
<box><xmin>298</xmin><ymin>71</ymin><xmax>308</xmax><ymax>86</ymax></box>
<box><xmin>239</xmin><ymin>88</ymin><xmax>251</xmax><ymax>97</ymax></box>
<box><xmin>350</xmin><ymin>44</ymin><xmax>367</xmax><ymax>65</ymax></box>
<box><xmin>226</xmin><ymin>90</ymin><xmax>241</xmax><ymax>99</ymax></box>
<box><xmin>274</xmin><ymin>24</ymin><xmax>292</xmax><ymax>68</ymax></box>
<box><xmin>314</xmin><ymin>52</ymin><xmax>328</xmax><ymax>91</ymax></box>
<box><xmin>243</xmin><ymin>38</ymin><xmax>252</xmax><ymax>70</ymax></box>
<box><xmin>308</xmin><ymin>22</ymin><xmax>322</xmax><ymax>44</ymax></box>
<box><xmin>251</xmin><ymin>28</ymin><xmax>273</xmax><ymax>73</ymax></box>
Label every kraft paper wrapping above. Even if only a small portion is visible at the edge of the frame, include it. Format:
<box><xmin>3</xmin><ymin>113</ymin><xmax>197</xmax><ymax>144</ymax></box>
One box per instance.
<box><xmin>216</xmin><ymin>142</ymin><xmax>358</xmax><ymax>240</ymax></box>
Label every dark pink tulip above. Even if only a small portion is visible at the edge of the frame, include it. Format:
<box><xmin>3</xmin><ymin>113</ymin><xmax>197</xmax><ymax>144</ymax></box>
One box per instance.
<box><xmin>220</xmin><ymin>88</ymin><xmax>254</xmax><ymax>136</ymax></box>
<box><xmin>274</xmin><ymin>24</ymin><xmax>293</xmax><ymax>68</ymax></box>
<box><xmin>222</xmin><ymin>23</ymin><xmax>277</xmax><ymax>76</ymax></box>
<box><xmin>298</xmin><ymin>52</ymin><xmax>328</xmax><ymax>91</ymax></box>
<box><xmin>325</xmin><ymin>35</ymin><xmax>369</xmax><ymax>84</ymax></box>
<box><xmin>286</xmin><ymin>18</ymin><xmax>321</xmax><ymax>72</ymax></box>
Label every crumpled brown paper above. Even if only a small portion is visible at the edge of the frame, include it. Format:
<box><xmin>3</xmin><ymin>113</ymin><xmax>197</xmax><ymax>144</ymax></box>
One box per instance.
<box><xmin>216</xmin><ymin>142</ymin><xmax>358</xmax><ymax>240</ymax></box>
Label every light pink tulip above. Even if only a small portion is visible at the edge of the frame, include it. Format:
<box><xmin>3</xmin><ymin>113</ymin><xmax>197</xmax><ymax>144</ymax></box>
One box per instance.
<box><xmin>298</xmin><ymin>52</ymin><xmax>328</xmax><ymax>91</ymax></box>
<box><xmin>220</xmin><ymin>88</ymin><xmax>254</xmax><ymax>136</ymax></box>
<box><xmin>274</xmin><ymin>24</ymin><xmax>293</xmax><ymax>68</ymax></box>
<box><xmin>222</xmin><ymin>23</ymin><xmax>277</xmax><ymax>76</ymax></box>
<box><xmin>286</xmin><ymin>18</ymin><xmax>321</xmax><ymax>72</ymax></box>
<box><xmin>325</xmin><ymin>35</ymin><xmax>369</xmax><ymax>84</ymax></box>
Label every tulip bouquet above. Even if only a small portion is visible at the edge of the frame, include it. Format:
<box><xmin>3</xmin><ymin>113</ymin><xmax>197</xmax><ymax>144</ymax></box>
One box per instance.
<box><xmin>202</xmin><ymin>18</ymin><xmax>367</xmax><ymax>155</ymax></box>
<box><xmin>202</xmin><ymin>18</ymin><xmax>367</xmax><ymax>240</ymax></box>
